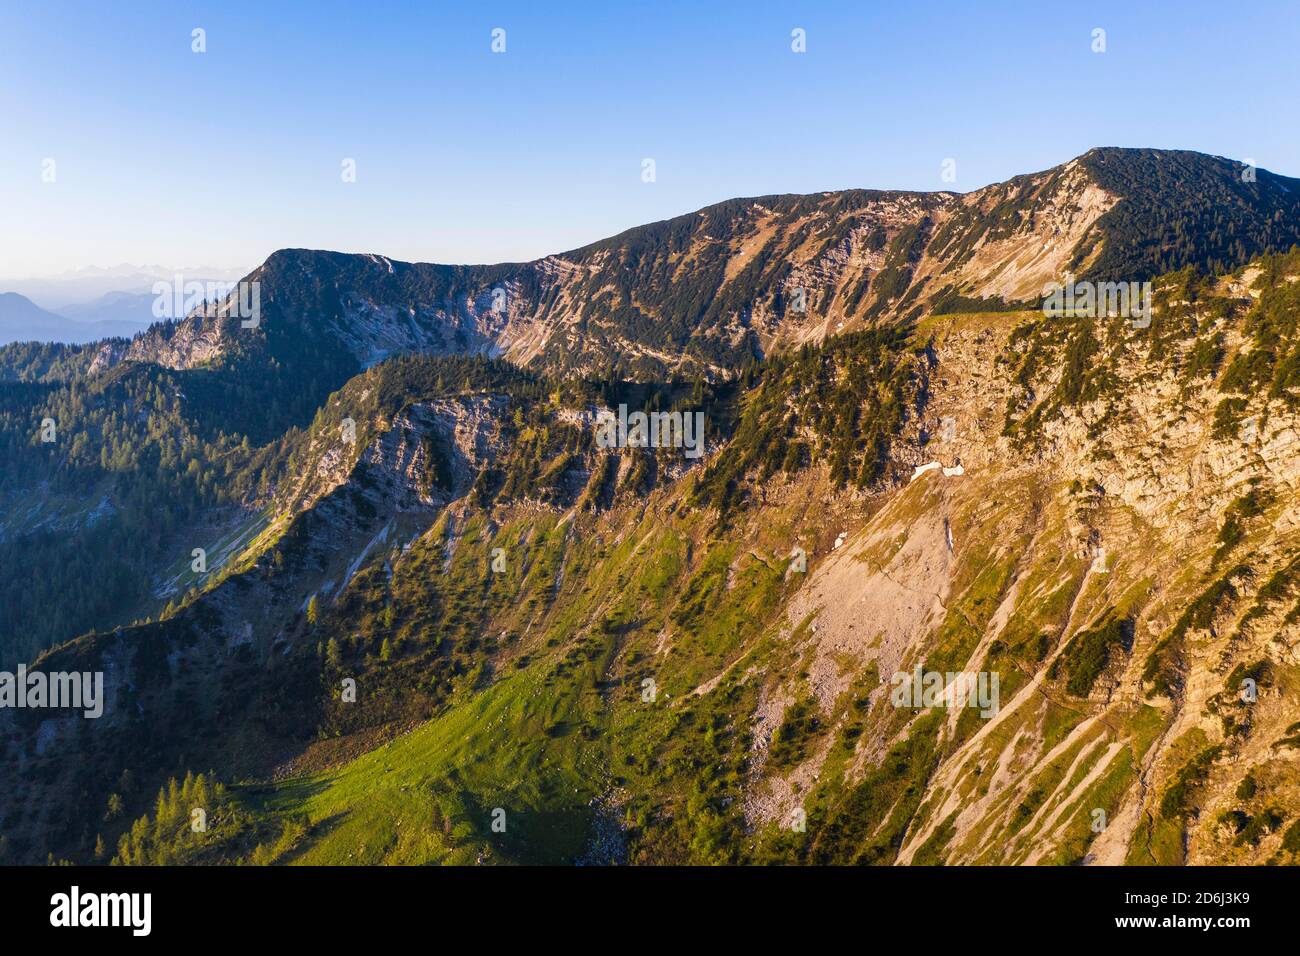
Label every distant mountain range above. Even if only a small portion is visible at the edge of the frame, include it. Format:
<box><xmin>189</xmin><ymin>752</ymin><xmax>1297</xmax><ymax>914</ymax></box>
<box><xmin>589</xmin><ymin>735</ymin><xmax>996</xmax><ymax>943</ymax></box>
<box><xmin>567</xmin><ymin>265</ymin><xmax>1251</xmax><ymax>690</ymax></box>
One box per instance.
<box><xmin>0</xmin><ymin>291</ymin><xmax>151</xmax><ymax>345</ymax></box>
<box><xmin>0</xmin><ymin>264</ymin><xmax>251</xmax><ymax>346</ymax></box>
<box><xmin>2</xmin><ymin>263</ymin><xmax>248</xmax><ymax>310</ymax></box>
<box><xmin>58</xmin><ymin>290</ymin><xmax>159</xmax><ymax>327</ymax></box>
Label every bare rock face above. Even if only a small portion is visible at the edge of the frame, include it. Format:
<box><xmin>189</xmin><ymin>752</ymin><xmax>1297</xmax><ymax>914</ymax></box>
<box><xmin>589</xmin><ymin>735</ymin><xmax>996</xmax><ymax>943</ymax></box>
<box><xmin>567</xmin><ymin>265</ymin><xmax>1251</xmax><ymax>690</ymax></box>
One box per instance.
<box><xmin>741</xmin><ymin>264</ymin><xmax>1300</xmax><ymax>865</ymax></box>
<box><xmin>87</xmin><ymin>340</ymin><xmax>128</xmax><ymax>375</ymax></box>
<box><xmin>125</xmin><ymin>312</ymin><xmax>233</xmax><ymax>369</ymax></box>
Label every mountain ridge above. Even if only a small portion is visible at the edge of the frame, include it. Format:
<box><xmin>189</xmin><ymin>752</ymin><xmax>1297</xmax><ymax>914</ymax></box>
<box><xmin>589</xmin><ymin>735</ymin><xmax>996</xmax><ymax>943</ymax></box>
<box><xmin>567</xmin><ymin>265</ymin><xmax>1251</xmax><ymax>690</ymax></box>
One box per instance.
<box><xmin>96</xmin><ymin>148</ymin><xmax>1300</xmax><ymax>392</ymax></box>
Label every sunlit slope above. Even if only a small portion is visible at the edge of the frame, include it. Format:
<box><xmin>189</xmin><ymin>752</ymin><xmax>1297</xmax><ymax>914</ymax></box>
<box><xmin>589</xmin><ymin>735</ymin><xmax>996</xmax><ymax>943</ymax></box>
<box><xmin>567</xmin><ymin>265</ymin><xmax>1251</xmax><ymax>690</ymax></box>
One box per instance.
<box><xmin>237</xmin><ymin>256</ymin><xmax>1300</xmax><ymax>866</ymax></box>
<box><xmin>16</xmin><ymin>251</ymin><xmax>1300</xmax><ymax>867</ymax></box>
<box><xmin>231</xmin><ymin>499</ymin><xmax>798</xmax><ymax>864</ymax></box>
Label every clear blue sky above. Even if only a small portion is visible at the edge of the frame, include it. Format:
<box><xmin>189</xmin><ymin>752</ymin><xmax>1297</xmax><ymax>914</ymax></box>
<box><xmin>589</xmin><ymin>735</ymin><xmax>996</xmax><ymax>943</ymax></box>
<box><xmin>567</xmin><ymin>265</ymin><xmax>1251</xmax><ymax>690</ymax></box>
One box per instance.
<box><xmin>2</xmin><ymin>0</ymin><xmax>1297</xmax><ymax>278</ymax></box>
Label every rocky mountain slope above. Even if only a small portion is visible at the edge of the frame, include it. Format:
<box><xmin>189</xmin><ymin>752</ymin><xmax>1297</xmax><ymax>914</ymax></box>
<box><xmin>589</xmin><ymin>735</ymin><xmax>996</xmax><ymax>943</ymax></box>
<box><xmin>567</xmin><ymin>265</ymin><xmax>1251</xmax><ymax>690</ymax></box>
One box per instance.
<box><xmin>107</xmin><ymin>148</ymin><xmax>1300</xmax><ymax>386</ymax></box>
<box><xmin>2</xmin><ymin>148</ymin><xmax>1300</xmax><ymax>866</ymax></box>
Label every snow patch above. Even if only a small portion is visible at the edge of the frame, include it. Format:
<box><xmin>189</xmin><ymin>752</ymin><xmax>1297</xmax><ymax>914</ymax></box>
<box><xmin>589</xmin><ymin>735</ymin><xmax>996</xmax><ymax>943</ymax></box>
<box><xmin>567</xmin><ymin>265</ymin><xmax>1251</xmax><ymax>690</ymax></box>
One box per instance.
<box><xmin>911</xmin><ymin>460</ymin><xmax>966</xmax><ymax>481</ymax></box>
